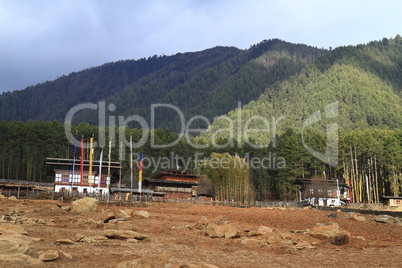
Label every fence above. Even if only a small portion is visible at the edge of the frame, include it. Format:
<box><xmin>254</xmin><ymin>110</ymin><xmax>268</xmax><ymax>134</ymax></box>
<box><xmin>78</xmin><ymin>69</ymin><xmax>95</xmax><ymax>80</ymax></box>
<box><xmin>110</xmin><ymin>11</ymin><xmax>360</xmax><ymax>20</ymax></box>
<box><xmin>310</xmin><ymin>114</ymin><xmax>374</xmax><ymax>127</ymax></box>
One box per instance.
<box><xmin>1</xmin><ymin>188</ymin><xmax>299</xmax><ymax>209</ymax></box>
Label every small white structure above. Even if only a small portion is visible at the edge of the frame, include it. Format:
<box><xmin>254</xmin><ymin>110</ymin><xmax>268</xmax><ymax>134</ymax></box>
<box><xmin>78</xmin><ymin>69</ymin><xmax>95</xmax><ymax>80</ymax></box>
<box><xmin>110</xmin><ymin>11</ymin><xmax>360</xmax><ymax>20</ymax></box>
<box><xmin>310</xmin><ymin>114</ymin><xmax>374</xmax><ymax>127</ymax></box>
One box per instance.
<box><xmin>53</xmin><ymin>169</ymin><xmax>111</xmax><ymax>195</ymax></box>
<box><xmin>47</xmin><ymin>158</ymin><xmax>121</xmax><ymax>195</ymax></box>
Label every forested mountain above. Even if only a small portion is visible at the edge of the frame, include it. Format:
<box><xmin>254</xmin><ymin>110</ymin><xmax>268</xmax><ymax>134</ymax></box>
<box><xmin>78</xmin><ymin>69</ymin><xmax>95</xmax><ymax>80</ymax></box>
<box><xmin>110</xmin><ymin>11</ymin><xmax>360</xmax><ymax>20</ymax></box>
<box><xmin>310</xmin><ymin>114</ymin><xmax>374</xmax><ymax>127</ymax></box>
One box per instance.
<box><xmin>202</xmin><ymin>36</ymin><xmax>402</xmax><ymax>145</ymax></box>
<box><xmin>0</xmin><ymin>39</ymin><xmax>326</xmax><ymax>130</ymax></box>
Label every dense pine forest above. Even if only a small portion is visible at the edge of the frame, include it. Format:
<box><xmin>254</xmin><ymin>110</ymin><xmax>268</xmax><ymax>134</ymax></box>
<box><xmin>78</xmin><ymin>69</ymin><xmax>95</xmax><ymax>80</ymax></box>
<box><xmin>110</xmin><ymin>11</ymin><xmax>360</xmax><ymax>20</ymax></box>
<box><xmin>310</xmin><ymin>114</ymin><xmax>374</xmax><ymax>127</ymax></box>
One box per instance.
<box><xmin>1</xmin><ymin>36</ymin><xmax>402</xmax><ymax>201</ymax></box>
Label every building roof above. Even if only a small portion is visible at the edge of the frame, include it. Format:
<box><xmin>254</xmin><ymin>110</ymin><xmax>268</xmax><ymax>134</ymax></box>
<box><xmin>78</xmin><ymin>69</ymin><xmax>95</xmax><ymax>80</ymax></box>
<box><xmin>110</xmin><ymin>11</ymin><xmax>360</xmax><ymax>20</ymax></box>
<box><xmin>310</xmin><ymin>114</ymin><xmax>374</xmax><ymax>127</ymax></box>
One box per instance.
<box><xmin>293</xmin><ymin>178</ymin><xmax>349</xmax><ymax>187</ymax></box>
<box><xmin>145</xmin><ymin>177</ymin><xmax>198</xmax><ymax>186</ymax></box>
<box><xmin>151</xmin><ymin>170</ymin><xmax>199</xmax><ymax>181</ymax></box>
<box><xmin>46</xmin><ymin>158</ymin><xmax>122</xmax><ymax>169</ymax></box>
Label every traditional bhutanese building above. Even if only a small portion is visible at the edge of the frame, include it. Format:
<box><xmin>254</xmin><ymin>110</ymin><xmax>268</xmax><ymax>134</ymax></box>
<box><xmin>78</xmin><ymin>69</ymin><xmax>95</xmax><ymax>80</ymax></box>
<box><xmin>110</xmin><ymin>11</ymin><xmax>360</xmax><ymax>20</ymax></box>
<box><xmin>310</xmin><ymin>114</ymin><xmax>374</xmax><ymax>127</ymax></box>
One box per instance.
<box><xmin>143</xmin><ymin>170</ymin><xmax>200</xmax><ymax>199</ymax></box>
<box><xmin>46</xmin><ymin>158</ymin><xmax>121</xmax><ymax>195</ymax></box>
<box><xmin>293</xmin><ymin>178</ymin><xmax>351</xmax><ymax>206</ymax></box>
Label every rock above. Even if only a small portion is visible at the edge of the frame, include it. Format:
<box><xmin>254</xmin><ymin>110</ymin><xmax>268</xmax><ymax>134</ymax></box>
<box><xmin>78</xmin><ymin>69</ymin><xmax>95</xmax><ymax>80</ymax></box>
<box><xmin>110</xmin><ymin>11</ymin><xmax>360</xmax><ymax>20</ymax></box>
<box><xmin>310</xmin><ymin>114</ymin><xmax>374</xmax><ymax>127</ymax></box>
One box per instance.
<box><xmin>0</xmin><ymin>223</ymin><xmax>28</xmax><ymax>235</ymax></box>
<box><xmin>30</xmin><ymin>237</ymin><xmax>44</xmax><ymax>242</ymax></box>
<box><xmin>354</xmin><ymin>236</ymin><xmax>366</xmax><ymax>241</ymax></box>
<box><xmin>39</xmin><ymin>249</ymin><xmax>60</xmax><ymax>262</ymax></box>
<box><xmin>279</xmin><ymin>231</ymin><xmax>292</xmax><ymax>241</ymax></box>
<box><xmin>246</xmin><ymin>229</ymin><xmax>257</xmax><ymax>237</ymax></box>
<box><xmin>326</xmin><ymin>213</ymin><xmax>338</xmax><ymax>218</ymax></box>
<box><xmin>223</xmin><ymin>223</ymin><xmax>240</xmax><ymax>239</ymax></box>
<box><xmin>307</xmin><ymin>222</ymin><xmax>341</xmax><ymax>240</ymax></box>
<box><xmin>373</xmin><ymin>215</ymin><xmax>395</xmax><ymax>224</ymax></box>
<box><xmin>116</xmin><ymin>253</ymin><xmax>169</xmax><ymax>268</ymax></box>
<box><xmin>205</xmin><ymin>223</ymin><xmax>225</xmax><ymax>238</ymax></box>
<box><xmin>303</xmin><ymin>206</ymin><xmax>313</xmax><ymax>210</ymax></box>
<box><xmin>332</xmin><ymin>231</ymin><xmax>351</xmax><ymax>246</ymax></box>
<box><xmin>195</xmin><ymin>216</ymin><xmax>209</xmax><ymax>230</ymax></box>
<box><xmin>0</xmin><ymin>236</ymin><xmax>34</xmax><ymax>255</ymax></box>
<box><xmin>117</xmin><ymin>209</ymin><xmax>132</xmax><ymax>220</ymax></box>
<box><xmin>55</xmin><ymin>239</ymin><xmax>75</xmax><ymax>245</ymax></box>
<box><xmin>256</xmin><ymin>226</ymin><xmax>273</xmax><ymax>235</ymax></box>
<box><xmin>348</xmin><ymin>212</ymin><xmax>366</xmax><ymax>221</ymax></box>
<box><xmin>8</xmin><ymin>196</ymin><xmax>18</xmax><ymax>201</ymax></box>
<box><xmin>205</xmin><ymin>223</ymin><xmax>240</xmax><ymax>239</ymax></box>
<box><xmin>58</xmin><ymin>250</ymin><xmax>73</xmax><ymax>259</ymax></box>
<box><xmin>70</xmin><ymin>197</ymin><xmax>98</xmax><ymax>214</ymax></box>
<box><xmin>0</xmin><ymin>253</ymin><xmax>44</xmax><ymax>268</ymax></box>
<box><xmin>133</xmin><ymin>210</ymin><xmax>150</xmax><ymax>219</ymax></box>
<box><xmin>74</xmin><ymin>233</ymin><xmax>85</xmax><ymax>242</ymax></box>
<box><xmin>91</xmin><ymin>235</ymin><xmax>109</xmax><ymax>241</ymax></box>
<box><xmin>101</xmin><ymin>229</ymin><xmax>148</xmax><ymax>240</ymax></box>
<box><xmin>395</xmin><ymin>217</ymin><xmax>402</xmax><ymax>226</ymax></box>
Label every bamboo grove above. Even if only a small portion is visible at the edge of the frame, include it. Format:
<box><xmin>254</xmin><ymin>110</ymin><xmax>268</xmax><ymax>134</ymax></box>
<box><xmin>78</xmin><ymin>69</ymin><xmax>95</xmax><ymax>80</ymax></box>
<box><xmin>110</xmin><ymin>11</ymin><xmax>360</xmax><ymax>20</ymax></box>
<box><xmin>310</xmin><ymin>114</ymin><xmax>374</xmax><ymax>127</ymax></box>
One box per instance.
<box><xmin>0</xmin><ymin>120</ymin><xmax>401</xmax><ymax>202</ymax></box>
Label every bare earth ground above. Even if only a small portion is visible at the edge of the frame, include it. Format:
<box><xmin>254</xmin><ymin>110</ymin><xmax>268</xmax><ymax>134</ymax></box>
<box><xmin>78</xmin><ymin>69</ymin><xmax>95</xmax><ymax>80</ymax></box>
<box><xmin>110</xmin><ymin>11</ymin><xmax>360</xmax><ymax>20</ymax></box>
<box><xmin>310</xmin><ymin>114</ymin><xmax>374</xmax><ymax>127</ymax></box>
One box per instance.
<box><xmin>1</xmin><ymin>198</ymin><xmax>402</xmax><ymax>267</ymax></box>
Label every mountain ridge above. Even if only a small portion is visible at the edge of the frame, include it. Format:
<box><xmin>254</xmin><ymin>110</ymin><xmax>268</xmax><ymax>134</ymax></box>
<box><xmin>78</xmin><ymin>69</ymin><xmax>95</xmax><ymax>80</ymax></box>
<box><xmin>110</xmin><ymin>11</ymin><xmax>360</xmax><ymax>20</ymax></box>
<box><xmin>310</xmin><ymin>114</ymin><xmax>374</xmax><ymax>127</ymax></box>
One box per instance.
<box><xmin>0</xmin><ymin>39</ymin><xmax>326</xmax><ymax>130</ymax></box>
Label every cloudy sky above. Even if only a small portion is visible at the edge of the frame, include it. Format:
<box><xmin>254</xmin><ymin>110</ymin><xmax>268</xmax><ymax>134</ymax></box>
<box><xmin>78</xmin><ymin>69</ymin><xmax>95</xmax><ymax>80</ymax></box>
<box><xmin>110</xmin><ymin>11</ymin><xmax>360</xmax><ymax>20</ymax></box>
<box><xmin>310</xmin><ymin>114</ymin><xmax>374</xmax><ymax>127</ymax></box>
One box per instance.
<box><xmin>1</xmin><ymin>0</ymin><xmax>401</xmax><ymax>93</ymax></box>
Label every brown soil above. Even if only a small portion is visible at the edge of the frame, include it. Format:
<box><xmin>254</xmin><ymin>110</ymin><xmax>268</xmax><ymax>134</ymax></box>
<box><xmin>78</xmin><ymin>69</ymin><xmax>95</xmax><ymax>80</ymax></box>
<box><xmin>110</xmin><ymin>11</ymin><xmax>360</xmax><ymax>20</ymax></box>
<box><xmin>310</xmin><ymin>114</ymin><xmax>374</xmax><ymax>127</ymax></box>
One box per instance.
<box><xmin>2</xmin><ymin>199</ymin><xmax>402</xmax><ymax>267</ymax></box>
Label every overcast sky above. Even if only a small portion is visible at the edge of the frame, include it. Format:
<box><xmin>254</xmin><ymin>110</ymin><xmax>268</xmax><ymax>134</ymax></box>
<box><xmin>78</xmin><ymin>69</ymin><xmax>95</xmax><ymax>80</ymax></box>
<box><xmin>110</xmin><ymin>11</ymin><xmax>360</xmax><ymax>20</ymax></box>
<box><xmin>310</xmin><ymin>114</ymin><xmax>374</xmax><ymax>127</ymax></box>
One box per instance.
<box><xmin>0</xmin><ymin>0</ymin><xmax>401</xmax><ymax>93</ymax></box>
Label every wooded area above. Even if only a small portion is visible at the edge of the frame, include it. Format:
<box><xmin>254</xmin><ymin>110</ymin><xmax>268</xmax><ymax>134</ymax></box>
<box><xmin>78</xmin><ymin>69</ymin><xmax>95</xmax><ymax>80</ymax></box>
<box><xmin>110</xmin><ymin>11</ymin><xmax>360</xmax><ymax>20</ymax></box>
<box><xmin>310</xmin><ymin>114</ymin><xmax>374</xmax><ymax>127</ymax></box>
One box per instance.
<box><xmin>0</xmin><ymin>121</ymin><xmax>400</xmax><ymax>202</ymax></box>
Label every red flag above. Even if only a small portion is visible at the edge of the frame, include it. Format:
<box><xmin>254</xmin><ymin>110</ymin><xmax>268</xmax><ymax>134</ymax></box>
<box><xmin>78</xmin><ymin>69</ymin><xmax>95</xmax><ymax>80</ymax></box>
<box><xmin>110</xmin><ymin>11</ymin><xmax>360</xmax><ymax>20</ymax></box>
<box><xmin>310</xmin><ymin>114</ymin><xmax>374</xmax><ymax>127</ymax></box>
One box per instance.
<box><xmin>80</xmin><ymin>138</ymin><xmax>84</xmax><ymax>187</ymax></box>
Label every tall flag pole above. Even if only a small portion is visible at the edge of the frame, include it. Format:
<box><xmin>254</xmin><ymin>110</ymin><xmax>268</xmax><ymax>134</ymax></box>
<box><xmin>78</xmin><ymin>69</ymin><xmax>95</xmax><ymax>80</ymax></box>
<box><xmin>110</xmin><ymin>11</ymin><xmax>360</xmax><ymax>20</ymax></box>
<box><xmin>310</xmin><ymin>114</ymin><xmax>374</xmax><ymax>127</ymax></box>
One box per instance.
<box><xmin>98</xmin><ymin>147</ymin><xmax>103</xmax><ymax>192</ymax></box>
<box><xmin>70</xmin><ymin>137</ymin><xmax>77</xmax><ymax>188</ymax></box>
<box><xmin>138</xmin><ymin>152</ymin><xmax>143</xmax><ymax>193</ymax></box>
<box><xmin>89</xmin><ymin>137</ymin><xmax>94</xmax><ymax>187</ymax></box>
<box><xmin>118</xmin><ymin>141</ymin><xmax>122</xmax><ymax>189</ymax></box>
<box><xmin>80</xmin><ymin>137</ymin><xmax>84</xmax><ymax>187</ymax></box>
<box><xmin>130</xmin><ymin>135</ymin><xmax>133</xmax><ymax>191</ymax></box>
<box><xmin>107</xmin><ymin>140</ymin><xmax>111</xmax><ymax>188</ymax></box>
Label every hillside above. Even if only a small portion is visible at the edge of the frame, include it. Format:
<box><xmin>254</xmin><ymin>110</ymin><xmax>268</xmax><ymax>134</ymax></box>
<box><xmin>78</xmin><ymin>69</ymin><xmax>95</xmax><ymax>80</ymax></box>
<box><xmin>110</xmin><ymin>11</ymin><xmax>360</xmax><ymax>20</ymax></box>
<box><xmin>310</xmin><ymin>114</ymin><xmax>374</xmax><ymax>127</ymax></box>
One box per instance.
<box><xmin>0</xmin><ymin>39</ymin><xmax>326</xmax><ymax>130</ymax></box>
<box><xmin>201</xmin><ymin>36</ymin><xmax>402</xmax><ymax>145</ymax></box>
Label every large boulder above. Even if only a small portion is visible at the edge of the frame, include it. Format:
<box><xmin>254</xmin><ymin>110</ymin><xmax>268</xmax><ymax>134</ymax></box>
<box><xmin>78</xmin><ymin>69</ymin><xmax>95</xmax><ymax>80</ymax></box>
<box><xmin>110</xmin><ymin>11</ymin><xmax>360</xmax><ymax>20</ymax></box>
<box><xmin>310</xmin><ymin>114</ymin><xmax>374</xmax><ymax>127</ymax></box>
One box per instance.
<box><xmin>0</xmin><ymin>236</ymin><xmax>34</xmax><ymax>255</ymax></box>
<box><xmin>70</xmin><ymin>197</ymin><xmax>98</xmax><ymax>214</ymax></box>
<box><xmin>307</xmin><ymin>222</ymin><xmax>341</xmax><ymax>240</ymax></box>
<box><xmin>0</xmin><ymin>223</ymin><xmax>28</xmax><ymax>236</ymax></box>
<box><xmin>0</xmin><ymin>254</ymin><xmax>44</xmax><ymax>268</ymax></box>
<box><xmin>205</xmin><ymin>223</ymin><xmax>240</xmax><ymax>239</ymax></box>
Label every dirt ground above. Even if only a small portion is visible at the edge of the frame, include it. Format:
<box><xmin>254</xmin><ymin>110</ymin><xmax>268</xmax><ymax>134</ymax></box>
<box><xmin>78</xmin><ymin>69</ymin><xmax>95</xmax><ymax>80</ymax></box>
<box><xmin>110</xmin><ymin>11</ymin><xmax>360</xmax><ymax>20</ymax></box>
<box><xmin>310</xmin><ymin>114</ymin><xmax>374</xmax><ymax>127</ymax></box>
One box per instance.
<box><xmin>1</xmin><ymin>198</ymin><xmax>402</xmax><ymax>267</ymax></box>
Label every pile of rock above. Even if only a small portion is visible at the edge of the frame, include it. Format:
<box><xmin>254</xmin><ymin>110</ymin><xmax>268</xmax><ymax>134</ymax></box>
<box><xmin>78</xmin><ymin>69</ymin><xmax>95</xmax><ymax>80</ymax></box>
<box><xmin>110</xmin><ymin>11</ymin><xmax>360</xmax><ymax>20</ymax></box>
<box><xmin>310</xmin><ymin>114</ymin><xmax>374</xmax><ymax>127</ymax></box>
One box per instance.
<box><xmin>193</xmin><ymin>216</ymin><xmax>359</xmax><ymax>251</ymax></box>
<box><xmin>0</xmin><ymin>223</ymin><xmax>40</xmax><ymax>267</ymax></box>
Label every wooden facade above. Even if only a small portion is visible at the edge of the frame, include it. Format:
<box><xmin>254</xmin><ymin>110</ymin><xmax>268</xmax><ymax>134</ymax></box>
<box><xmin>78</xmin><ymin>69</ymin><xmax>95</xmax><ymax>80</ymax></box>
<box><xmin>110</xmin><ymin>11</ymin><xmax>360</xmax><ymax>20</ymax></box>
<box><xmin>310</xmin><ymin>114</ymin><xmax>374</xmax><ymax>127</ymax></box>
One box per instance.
<box><xmin>293</xmin><ymin>178</ymin><xmax>351</xmax><ymax>206</ymax></box>
<box><xmin>144</xmin><ymin>170</ymin><xmax>199</xmax><ymax>200</ymax></box>
<box><xmin>383</xmin><ymin>196</ymin><xmax>402</xmax><ymax>207</ymax></box>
